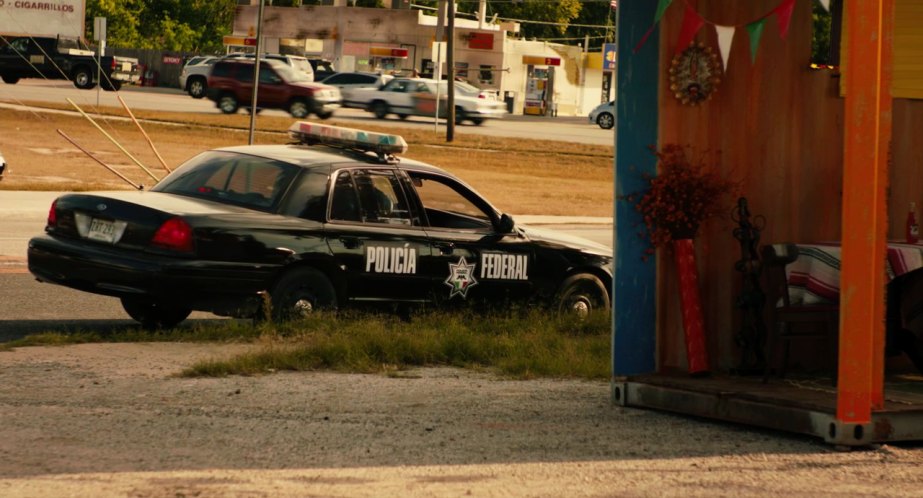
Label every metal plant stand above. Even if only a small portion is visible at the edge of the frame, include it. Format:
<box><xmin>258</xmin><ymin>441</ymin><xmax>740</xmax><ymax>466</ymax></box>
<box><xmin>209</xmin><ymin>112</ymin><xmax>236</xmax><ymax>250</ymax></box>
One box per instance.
<box><xmin>731</xmin><ymin>197</ymin><xmax>768</xmax><ymax>374</ymax></box>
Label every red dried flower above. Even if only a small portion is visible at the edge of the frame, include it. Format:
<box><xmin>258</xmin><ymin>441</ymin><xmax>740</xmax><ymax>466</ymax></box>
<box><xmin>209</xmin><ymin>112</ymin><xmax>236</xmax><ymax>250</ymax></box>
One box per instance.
<box><xmin>626</xmin><ymin>144</ymin><xmax>736</xmax><ymax>251</ymax></box>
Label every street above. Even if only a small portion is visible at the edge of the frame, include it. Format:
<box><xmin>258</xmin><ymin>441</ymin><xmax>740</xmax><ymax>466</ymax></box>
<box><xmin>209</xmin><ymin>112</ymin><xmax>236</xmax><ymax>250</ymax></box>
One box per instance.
<box><xmin>0</xmin><ymin>79</ymin><xmax>615</xmax><ymax>146</ymax></box>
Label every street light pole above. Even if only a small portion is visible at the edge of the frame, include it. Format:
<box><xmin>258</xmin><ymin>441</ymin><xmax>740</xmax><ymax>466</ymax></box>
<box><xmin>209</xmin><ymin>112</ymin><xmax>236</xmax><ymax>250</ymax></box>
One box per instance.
<box><xmin>446</xmin><ymin>0</ymin><xmax>455</xmax><ymax>142</ymax></box>
<box><xmin>248</xmin><ymin>0</ymin><xmax>266</xmax><ymax>145</ymax></box>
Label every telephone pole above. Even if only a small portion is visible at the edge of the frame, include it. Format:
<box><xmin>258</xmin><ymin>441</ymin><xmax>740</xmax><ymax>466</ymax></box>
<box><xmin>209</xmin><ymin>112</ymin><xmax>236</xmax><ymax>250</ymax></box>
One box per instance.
<box><xmin>446</xmin><ymin>0</ymin><xmax>456</xmax><ymax>142</ymax></box>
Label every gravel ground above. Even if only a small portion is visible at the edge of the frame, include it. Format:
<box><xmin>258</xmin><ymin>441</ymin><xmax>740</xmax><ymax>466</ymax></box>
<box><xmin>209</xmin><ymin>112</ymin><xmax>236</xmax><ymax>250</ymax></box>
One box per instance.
<box><xmin>2</xmin><ymin>343</ymin><xmax>923</xmax><ymax>497</ymax></box>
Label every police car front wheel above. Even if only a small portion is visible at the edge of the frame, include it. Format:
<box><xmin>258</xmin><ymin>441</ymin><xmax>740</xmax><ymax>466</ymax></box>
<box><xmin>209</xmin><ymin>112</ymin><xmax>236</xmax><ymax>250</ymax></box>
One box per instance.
<box><xmin>555</xmin><ymin>273</ymin><xmax>610</xmax><ymax>319</ymax></box>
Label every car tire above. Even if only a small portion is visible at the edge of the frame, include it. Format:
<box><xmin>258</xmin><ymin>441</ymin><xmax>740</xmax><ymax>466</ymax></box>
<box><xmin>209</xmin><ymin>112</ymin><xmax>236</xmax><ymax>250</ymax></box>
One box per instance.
<box><xmin>121</xmin><ymin>297</ymin><xmax>192</xmax><ymax>330</ymax></box>
<box><xmin>266</xmin><ymin>267</ymin><xmax>338</xmax><ymax>322</ymax></box>
<box><xmin>596</xmin><ymin>112</ymin><xmax>614</xmax><ymax>130</ymax></box>
<box><xmin>218</xmin><ymin>93</ymin><xmax>239</xmax><ymax>114</ymax></box>
<box><xmin>187</xmin><ymin>77</ymin><xmax>207</xmax><ymax>99</ymax></box>
<box><xmin>554</xmin><ymin>273</ymin><xmax>610</xmax><ymax>319</ymax></box>
<box><xmin>101</xmin><ymin>79</ymin><xmax>122</xmax><ymax>92</ymax></box>
<box><xmin>316</xmin><ymin>110</ymin><xmax>333</xmax><ymax>120</ymax></box>
<box><xmin>72</xmin><ymin>67</ymin><xmax>94</xmax><ymax>89</ymax></box>
<box><xmin>397</xmin><ymin>114</ymin><xmax>408</xmax><ymax>120</ymax></box>
<box><xmin>454</xmin><ymin>107</ymin><xmax>467</xmax><ymax>125</ymax></box>
<box><xmin>470</xmin><ymin>117</ymin><xmax>484</xmax><ymax>126</ymax></box>
<box><xmin>1</xmin><ymin>74</ymin><xmax>19</xmax><ymax>84</ymax></box>
<box><xmin>289</xmin><ymin>99</ymin><xmax>310</xmax><ymax>118</ymax></box>
<box><xmin>372</xmin><ymin>101</ymin><xmax>389</xmax><ymax>119</ymax></box>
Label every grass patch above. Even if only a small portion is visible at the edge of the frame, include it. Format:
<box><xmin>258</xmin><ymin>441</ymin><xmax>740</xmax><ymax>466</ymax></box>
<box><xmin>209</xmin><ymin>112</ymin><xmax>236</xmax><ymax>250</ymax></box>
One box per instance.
<box><xmin>0</xmin><ymin>319</ymin><xmax>265</xmax><ymax>351</ymax></box>
<box><xmin>1</xmin><ymin>310</ymin><xmax>610</xmax><ymax>379</ymax></box>
<box><xmin>182</xmin><ymin>310</ymin><xmax>611</xmax><ymax>380</ymax></box>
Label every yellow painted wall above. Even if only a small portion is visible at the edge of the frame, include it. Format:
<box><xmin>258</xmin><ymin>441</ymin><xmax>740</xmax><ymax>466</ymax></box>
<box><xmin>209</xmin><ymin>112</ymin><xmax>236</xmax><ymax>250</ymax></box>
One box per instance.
<box><xmin>893</xmin><ymin>0</ymin><xmax>923</xmax><ymax>99</ymax></box>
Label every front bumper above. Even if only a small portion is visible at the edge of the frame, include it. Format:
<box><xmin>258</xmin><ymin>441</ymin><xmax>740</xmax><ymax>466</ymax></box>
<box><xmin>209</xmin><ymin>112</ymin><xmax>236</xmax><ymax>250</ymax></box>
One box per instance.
<box><xmin>28</xmin><ymin>234</ymin><xmax>275</xmax><ymax>312</ymax></box>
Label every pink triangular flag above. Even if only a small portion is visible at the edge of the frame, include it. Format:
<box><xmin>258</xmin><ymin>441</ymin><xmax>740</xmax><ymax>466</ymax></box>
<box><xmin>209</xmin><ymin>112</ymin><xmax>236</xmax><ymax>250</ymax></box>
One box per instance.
<box><xmin>715</xmin><ymin>25</ymin><xmax>735</xmax><ymax>72</ymax></box>
<box><xmin>774</xmin><ymin>0</ymin><xmax>796</xmax><ymax>39</ymax></box>
<box><xmin>675</xmin><ymin>2</ymin><xmax>705</xmax><ymax>55</ymax></box>
<box><xmin>817</xmin><ymin>0</ymin><xmax>830</xmax><ymax>12</ymax></box>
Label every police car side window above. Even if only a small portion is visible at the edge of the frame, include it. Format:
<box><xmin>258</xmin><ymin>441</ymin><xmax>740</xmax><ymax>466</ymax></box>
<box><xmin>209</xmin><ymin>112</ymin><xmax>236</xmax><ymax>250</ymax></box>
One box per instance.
<box><xmin>329</xmin><ymin>171</ymin><xmax>361</xmax><ymax>222</ymax></box>
<box><xmin>409</xmin><ymin>173</ymin><xmax>492</xmax><ymax>230</ymax></box>
<box><xmin>352</xmin><ymin>170</ymin><xmax>412</xmax><ymax>226</ymax></box>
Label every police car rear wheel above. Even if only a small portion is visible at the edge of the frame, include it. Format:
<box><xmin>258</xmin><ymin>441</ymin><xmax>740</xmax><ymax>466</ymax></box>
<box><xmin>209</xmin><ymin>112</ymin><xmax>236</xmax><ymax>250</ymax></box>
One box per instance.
<box><xmin>555</xmin><ymin>273</ymin><xmax>610</xmax><ymax>319</ymax></box>
<box><xmin>596</xmin><ymin>112</ymin><xmax>614</xmax><ymax>130</ymax></box>
<box><xmin>121</xmin><ymin>297</ymin><xmax>192</xmax><ymax>330</ymax></box>
<box><xmin>269</xmin><ymin>267</ymin><xmax>337</xmax><ymax>322</ymax></box>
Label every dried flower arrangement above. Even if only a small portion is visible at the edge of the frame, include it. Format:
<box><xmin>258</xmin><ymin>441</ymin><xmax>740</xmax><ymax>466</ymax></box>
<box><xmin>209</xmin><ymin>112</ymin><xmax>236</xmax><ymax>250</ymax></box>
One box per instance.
<box><xmin>626</xmin><ymin>144</ymin><xmax>737</xmax><ymax>253</ymax></box>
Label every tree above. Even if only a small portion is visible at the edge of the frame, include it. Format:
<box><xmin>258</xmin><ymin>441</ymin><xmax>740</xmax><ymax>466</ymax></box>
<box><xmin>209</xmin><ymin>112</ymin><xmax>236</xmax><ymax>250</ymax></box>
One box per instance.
<box><xmin>85</xmin><ymin>0</ymin><xmax>238</xmax><ymax>53</ymax></box>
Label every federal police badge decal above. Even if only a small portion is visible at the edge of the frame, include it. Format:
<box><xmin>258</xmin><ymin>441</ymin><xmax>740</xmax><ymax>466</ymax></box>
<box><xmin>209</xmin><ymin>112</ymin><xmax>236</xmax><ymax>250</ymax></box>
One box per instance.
<box><xmin>444</xmin><ymin>256</ymin><xmax>478</xmax><ymax>298</ymax></box>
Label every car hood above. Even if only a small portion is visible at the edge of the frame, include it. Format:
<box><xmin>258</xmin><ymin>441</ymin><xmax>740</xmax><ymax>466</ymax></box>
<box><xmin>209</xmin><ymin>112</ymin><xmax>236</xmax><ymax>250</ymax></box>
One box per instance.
<box><xmin>518</xmin><ymin>224</ymin><xmax>612</xmax><ymax>257</ymax></box>
<box><xmin>291</xmin><ymin>81</ymin><xmax>336</xmax><ymax>91</ymax></box>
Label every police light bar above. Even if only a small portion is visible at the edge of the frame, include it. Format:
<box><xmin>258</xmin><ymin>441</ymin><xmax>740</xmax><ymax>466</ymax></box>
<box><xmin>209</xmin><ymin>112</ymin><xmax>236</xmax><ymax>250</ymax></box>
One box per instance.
<box><xmin>288</xmin><ymin>122</ymin><xmax>408</xmax><ymax>157</ymax></box>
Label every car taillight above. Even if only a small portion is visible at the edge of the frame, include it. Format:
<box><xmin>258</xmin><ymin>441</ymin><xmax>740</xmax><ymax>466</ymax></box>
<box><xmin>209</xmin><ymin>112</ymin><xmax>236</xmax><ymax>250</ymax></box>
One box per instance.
<box><xmin>47</xmin><ymin>200</ymin><xmax>57</xmax><ymax>227</ymax></box>
<box><xmin>151</xmin><ymin>217</ymin><xmax>194</xmax><ymax>253</ymax></box>
<box><xmin>478</xmin><ymin>94</ymin><xmax>486</xmax><ymax>99</ymax></box>
<box><xmin>111</xmin><ymin>58</ymin><xmax>117</xmax><ymax>70</ymax></box>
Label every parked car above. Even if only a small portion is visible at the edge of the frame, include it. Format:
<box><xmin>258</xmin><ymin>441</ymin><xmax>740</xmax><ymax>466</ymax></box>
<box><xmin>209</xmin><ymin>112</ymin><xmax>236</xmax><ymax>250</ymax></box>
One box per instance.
<box><xmin>27</xmin><ymin>122</ymin><xmax>612</xmax><ymax>328</ymax></box>
<box><xmin>225</xmin><ymin>52</ymin><xmax>315</xmax><ymax>82</ymax></box>
<box><xmin>320</xmin><ymin>71</ymin><xmax>393</xmax><ymax>108</ymax></box>
<box><xmin>353</xmin><ymin>77</ymin><xmax>507</xmax><ymax>125</ymax></box>
<box><xmin>589</xmin><ymin>101</ymin><xmax>615</xmax><ymax>129</ymax></box>
<box><xmin>0</xmin><ymin>36</ymin><xmax>140</xmax><ymax>90</ymax></box>
<box><xmin>0</xmin><ymin>148</ymin><xmax>6</xmax><ymax>180</ymax></box>
<box><xmin>309</xmin><ymin>59</ymin><xmax>336</xmax><ymax>81</ymax></box>
<box><xmin>206</xmin><ymin>58</ymin><xmax>340</xmax><ymax>118</ymax></box>
<box><xmin>178</xmin><ymin>56</ymin><xmax>219</xmax><ymax>99</ymax></box>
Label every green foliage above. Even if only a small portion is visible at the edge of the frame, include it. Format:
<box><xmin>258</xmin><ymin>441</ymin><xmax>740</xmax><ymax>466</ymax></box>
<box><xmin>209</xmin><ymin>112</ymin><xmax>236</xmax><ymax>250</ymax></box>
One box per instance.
<box><xmin>811</xmin><ymin>3</ymin><xmax>832</xmax><ymax>65</ymax></box>
<box><xmin>85</xmin><ymin>0</ymin><xmax>238</xmax><ymax>52</ymax></box>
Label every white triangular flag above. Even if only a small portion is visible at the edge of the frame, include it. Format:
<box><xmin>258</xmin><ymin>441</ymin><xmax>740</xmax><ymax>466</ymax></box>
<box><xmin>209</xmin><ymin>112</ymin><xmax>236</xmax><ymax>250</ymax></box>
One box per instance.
<box><xmin>715</xmin><ymin>25</ymin><xmax>735</xmax><ymax>72</ymax></box>
<box><xmin>818</xmin><ymin>0</ymin><xmax>830</xmax><ymax>12</ymax></box>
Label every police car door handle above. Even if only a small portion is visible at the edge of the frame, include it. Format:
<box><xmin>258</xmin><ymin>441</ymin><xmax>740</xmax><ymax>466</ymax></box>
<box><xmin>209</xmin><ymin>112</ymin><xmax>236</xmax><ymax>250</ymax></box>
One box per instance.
<box><xmin>434</xmin><ymin>242</ymin><xmax>454</xmax><ymax>254</ymax></box>
<box><xmin>340</xmin><ymin>236</ymin><xmax>362</xmax><ymax>249</ymax></box>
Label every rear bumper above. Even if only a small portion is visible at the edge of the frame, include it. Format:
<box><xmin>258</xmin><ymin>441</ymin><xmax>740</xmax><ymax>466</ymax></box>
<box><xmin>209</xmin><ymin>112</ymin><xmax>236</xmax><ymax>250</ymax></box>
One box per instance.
<box><xmin>28</xmin><ymin>234</ymin><xmax>274</xmax><ymax>312</ymax></box>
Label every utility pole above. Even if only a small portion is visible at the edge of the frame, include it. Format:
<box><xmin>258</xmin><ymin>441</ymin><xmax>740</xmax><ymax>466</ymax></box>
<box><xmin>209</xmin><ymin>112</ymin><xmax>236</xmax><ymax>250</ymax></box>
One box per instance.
<box><xmin>248</xmin><ymin>0</ymin><xmax>266</xmax><ymax>145</ymax></box>
<box><xmin>446</xmin><ymin>0</ymin><xmax>455</xmax><ymax>142</ymax></box>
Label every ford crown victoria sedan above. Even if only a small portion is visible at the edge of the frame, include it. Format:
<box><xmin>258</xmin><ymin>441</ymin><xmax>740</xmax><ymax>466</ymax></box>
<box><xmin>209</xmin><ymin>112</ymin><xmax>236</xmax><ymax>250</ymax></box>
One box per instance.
<box><xmin>28</xmin><ymin>123</ymin><xmax>611</xmax><ymax>328</ymax></box>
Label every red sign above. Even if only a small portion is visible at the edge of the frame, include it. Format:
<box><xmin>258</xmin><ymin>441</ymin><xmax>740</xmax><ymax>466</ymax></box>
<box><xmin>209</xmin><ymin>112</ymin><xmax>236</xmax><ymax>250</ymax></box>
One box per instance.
<box><xmin>162</xmin><ymin>55</ymin><xmax>182</xmax><ymax>65</ymax></box>
<box><xmin>370</xmin><ymin>47</ymin><xmax>409</xmax><ymax>58</ymax></box>
<box><xmin>468</xmin><ymin>32</ymin><xmax>494</xmax><ymax>50</ymax></box>
<box><xmin>522</xmin><ymin>55</ymin><xmax>561</xmax><ymax>66</ymax></box>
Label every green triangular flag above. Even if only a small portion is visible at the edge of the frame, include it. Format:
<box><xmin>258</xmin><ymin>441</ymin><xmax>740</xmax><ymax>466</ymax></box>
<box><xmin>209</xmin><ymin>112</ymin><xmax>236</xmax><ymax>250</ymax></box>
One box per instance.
<box><xmin>654</xmin><ymin>0</ymin><xmax>673</xmax><ymax>23</ymax></box>
<box><xmin>746</xmin><ymin>18</ymin><xmax>766</xmax><ymax>63</ymax></box>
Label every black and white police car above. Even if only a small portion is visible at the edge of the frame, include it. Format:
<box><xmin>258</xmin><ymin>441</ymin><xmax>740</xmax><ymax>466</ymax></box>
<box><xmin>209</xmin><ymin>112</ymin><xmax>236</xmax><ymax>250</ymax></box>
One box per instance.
<box><xmin>28</xmin><ymin>123</ymin><xmax>612</xmax><ymax>328</ymax></box>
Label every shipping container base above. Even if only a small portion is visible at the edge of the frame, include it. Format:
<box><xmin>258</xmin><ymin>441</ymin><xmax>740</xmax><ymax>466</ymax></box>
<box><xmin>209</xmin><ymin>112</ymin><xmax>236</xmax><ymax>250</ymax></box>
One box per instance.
<box><xmin>613</xmin><ymin>373</ymin><xmax>923</xmax><ymax>447</ymax></box>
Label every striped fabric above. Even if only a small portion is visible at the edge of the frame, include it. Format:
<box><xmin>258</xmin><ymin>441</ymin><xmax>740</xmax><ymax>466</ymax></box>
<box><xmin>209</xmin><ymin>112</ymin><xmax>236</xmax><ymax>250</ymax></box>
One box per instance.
<box><xmin>786</xmin><ymin>242</ymin><xmax>923</xmax><ymax>305</ymax></box>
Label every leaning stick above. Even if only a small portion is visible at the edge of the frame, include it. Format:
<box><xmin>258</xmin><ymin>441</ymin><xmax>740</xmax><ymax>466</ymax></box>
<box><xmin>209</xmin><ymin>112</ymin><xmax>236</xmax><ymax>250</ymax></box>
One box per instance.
<box><xmin>57</xmin><ymin>129</ymin><xmax>143</xmax><ymax>190</ymax></box>
<box><xmin>117</xmin><ymin>94</ymin><xmax>171</xmax><ymax>173</ymax></box>
<box><xmin>65</xmin><ymin>98</ymin><xmax>160</xmax><ymax>183</ymax></box>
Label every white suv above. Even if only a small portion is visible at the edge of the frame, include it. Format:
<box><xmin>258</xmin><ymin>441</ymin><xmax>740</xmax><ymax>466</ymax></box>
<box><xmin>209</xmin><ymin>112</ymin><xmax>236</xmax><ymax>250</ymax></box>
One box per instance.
<box><xmin>225</xmin><ymin>53</ymin><xmax>315</xmax><ymax>82</ymax></box>
<box><xmin>179</xmin><ymin>56</ymin><xmax>219</xmax><ymax>99</ymax></box>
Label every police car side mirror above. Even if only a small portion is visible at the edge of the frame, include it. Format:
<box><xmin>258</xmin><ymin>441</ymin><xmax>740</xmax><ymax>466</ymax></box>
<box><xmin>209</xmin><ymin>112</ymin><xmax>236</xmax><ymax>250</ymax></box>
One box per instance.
<box><xmin>498</xmin><ymin>213</ymin><xmax>515</xmax><ymax>233</ymax></box>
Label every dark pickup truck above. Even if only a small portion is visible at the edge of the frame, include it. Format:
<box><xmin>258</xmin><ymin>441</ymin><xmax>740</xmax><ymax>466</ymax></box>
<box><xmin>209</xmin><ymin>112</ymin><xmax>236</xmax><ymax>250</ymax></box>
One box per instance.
<box><xmin>0</xmin><ymin>36</ymin><xmax>140</xmax><ymax>90</ymax></box>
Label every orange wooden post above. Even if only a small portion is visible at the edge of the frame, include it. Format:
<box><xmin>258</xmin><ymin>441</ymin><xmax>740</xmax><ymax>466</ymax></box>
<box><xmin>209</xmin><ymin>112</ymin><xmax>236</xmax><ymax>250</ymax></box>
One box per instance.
<box><xmin>837</xmin><ymin>0</ymin><xmax>893</xmax><ymax>423</ymax></box>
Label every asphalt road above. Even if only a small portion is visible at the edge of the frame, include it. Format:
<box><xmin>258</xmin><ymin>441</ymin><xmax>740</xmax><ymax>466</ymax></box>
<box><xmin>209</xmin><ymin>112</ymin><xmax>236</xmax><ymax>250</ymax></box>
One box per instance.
<box><xmin>0</xmin><ymin>191</ymin><xmax>612</xmax><ymax>339</ymax></box>
<box><xmin>0</xmin><ymin>79</ymin><xmax>615</xmax><ymax>146</ymax></box>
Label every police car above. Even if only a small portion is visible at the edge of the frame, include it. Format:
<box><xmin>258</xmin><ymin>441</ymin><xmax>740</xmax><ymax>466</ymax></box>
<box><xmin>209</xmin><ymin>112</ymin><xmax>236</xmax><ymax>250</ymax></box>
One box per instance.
<box><xmin>27</xmin><ymin>123</ymin><xmax>612</xmax><ymax>328</ymax></box>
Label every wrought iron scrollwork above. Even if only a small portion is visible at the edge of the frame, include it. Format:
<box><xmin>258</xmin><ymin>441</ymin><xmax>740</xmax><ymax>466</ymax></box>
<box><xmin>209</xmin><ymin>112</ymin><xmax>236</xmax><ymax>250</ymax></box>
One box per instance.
<box><xmin>732</xmin><ymin>197</ymin><xmax>768</xmax><ymax>373</ymax></box>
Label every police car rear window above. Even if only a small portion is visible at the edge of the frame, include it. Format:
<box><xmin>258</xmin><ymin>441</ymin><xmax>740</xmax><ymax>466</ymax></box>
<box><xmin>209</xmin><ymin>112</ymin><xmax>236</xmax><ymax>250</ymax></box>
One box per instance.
<box><xmin>152</xmin><ymin>151</ymin><xmax>299</xmax><ymax>211</ymax></box>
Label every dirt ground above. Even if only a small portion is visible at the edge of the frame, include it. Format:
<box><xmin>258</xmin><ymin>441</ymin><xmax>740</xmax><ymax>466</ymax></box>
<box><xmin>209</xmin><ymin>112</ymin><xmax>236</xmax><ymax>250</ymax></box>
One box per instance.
<box><xmin>2</xmin><ymin>343</ymin><xmax>923</xmax><ymax>497</ymax></box>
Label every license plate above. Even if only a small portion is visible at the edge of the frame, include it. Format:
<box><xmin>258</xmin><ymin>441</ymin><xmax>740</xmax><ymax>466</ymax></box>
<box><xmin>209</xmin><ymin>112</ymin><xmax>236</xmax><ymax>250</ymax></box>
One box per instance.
<box><xmin>87</xmin><ymin>218</ymin><xmax>117</xmax><ymax>243</ymax></box>
<box><xmin>121</xmin><ymin>62</ymin><xmax>132</xmax><ymax>72</ymax></box>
